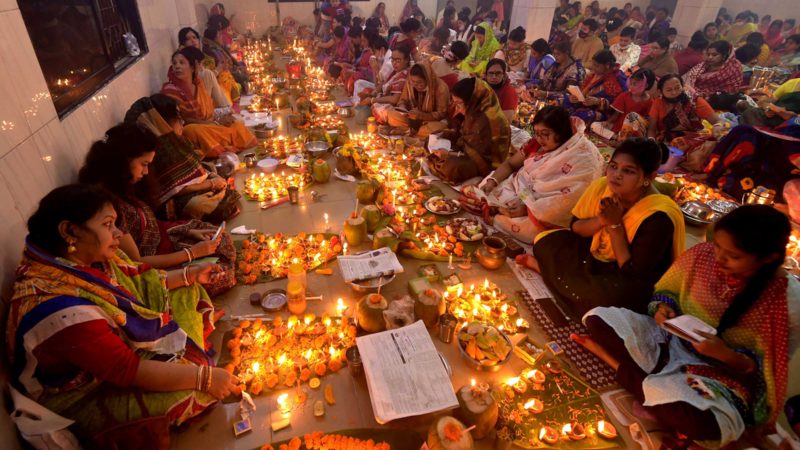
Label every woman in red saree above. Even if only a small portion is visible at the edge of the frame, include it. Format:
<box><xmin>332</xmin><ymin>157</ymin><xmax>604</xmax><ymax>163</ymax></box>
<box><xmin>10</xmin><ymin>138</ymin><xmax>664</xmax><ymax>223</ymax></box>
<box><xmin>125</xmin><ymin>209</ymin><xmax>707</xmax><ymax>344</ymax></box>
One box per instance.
<box><xmin>683</xmin><ymin>40</ymin><xmax>744</xmax><ymax>98</ymax></box>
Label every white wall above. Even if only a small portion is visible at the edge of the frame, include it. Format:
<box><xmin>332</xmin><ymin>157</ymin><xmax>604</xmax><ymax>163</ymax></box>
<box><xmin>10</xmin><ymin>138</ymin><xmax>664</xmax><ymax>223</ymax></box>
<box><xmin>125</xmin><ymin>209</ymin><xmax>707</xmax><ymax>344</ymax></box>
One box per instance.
<box><xmin>720</xmin><ymin>0</ymin><xmax>800</xmax><ymax>24</ymax></box>
<box><xmin>193</xmin><ymin>0</ymin><xmax>439</xmax><ymax>37</ymax></box>
<box><xmin>0</xmin><ymin>0</ymin><xmax>199</xmax><ymax>445</ymax></box>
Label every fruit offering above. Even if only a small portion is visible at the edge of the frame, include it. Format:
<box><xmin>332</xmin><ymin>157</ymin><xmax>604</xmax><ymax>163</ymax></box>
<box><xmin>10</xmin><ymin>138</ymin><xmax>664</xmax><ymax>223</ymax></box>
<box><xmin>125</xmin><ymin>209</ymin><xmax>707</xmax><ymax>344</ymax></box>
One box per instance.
<box><xmin>445</xmin><ymin>218</ymin><xmax>486</xmax><ymax>242</ymax></box>
<box><xmin>458</xmin><ymin>322</ymin><xmax>512</xmax><ymax>367</ymax></box>
<box><xmin>425</xmin><ymin>196</ymin><xmax>461</xmax><ymax>215</ymax></box>
<box><xmin>238</xmin><ymin>232</ymin><xmax>342</xmax><ymax>282</ymax></box>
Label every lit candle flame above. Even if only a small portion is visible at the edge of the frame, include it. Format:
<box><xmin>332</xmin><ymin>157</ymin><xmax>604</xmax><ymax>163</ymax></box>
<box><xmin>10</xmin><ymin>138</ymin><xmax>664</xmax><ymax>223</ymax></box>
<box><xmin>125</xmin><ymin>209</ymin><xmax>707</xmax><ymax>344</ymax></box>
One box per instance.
<box><xmin>506</xmin><ymin>377</ymin><xmax>520</xmax><ymax>386</ymax></box>
<box><xmin>470</xmin><ymin>378</ymin><xmax>476</xmax><ymax>387</ymax></box>
<box><xmin>252</xmin><ymin>361</ymin><xmax>261</xmax><ymax>373</ymax></box>
<box><xmin>562</xmin><ymin>423</ymin><xmax>572</xmax><ymax>435</ymax></box>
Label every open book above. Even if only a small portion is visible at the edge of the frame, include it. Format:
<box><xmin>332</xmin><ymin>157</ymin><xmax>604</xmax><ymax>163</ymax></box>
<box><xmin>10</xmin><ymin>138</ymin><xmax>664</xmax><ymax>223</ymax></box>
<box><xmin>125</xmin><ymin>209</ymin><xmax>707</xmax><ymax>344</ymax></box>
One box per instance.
<box><xmin>357</xmin><ymin>321</ymin><xmax>458</xmax><ymax>424</ymax></box>
<box><xmin>337</xmin><ymin>248</ymin><xmax>404</xmax><ymax>283</ymax></box>
<box><xmin>661</xmin><ymin>315</ymin><xmax>717</xmax><ymax>343</ymax></box>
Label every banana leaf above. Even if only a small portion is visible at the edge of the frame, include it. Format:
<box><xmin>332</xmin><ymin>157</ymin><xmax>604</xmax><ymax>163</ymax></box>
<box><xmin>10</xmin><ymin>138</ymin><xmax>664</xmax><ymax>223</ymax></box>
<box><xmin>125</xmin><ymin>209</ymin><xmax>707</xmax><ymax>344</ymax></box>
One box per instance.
<box><xmin>493</xmin><ymin>363</ymin><xmax>621</xmax><ymax>449</ymax></box>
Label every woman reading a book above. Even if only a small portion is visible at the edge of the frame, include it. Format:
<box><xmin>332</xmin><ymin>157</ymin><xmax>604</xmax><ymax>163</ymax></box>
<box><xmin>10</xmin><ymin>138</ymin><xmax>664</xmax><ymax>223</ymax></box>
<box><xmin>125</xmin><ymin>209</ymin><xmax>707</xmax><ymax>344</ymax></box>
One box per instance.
<box><xmin>575</xmin><ymin>205</ymin><xmax>800</xmax><ymax>447</ymax></box>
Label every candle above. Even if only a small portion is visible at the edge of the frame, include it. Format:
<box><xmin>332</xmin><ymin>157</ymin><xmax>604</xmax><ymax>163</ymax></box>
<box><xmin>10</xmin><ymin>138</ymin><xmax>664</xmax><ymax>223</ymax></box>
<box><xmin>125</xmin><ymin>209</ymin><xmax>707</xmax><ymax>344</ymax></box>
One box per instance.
<box><xmin>523</xmin><ymin>398</ymin><xmax>543</xmax><ymax>414</ymax></box>
<box><xmin>324</xmin><ymin>213</ymin><xmax>330</xmax><ymax>230</ymax></box>
<box><xmin>277</xmin><ymin>393</ymin><xmax>290</xmax><ymax>413</ymax></box>
<box><xmin>597</xmin><ymin>420</ymin><xmax>617</xmax><ymax>439</ymax></box>
<box><xmin>448</xmin><ymin>254</ymin><xmax>454</xmax><ymax>269</ymax></box>
<box><xmin>342</xmin><ymin>242</ymin><xmax>348</xmax><ymax>255</ymax></box>
<box><xmin>336</xmin><ymin>298</ymin><xmax>347</xmax><ymax>316</ymax></box>
<box><xmin>525</xmin><ymin>369</ymin><xmax>545</xmax><ymax>384</ymax></box>
<box><xmin>538</xmin><ymin>426</ymin><xmax>558</xmax><ymax>444</ymax></box>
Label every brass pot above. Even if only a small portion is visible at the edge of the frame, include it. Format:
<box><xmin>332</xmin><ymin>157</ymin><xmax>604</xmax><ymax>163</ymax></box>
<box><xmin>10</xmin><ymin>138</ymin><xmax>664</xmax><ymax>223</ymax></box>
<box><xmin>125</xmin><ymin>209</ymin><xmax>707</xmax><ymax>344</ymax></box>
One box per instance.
<box><xmin>475</xmin><ymin>236</ymin><xmax>507</xmax><ymax>270</ymax></box>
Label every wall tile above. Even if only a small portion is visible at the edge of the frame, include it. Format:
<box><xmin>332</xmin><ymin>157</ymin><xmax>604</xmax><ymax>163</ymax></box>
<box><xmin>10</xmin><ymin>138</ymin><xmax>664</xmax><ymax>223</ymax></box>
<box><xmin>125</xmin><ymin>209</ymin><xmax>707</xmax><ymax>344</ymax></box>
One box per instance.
<box><xmin>33</xmin><ymin>118</ymin><xmax>79</xmax><ymax>187</ymax></box>
<box><xmin>0</xmin><ymin>141</ymin><xmax>56</xmax><ymax>219</ymax></box>
<box><xmin>0</xmin><ymin>0</ymin><xmax>16</xmax><ymax>13</ymax></box>
<box><xmin>0</xmin><ymin>63</ymin><xmax>32</xmax><ymax>158</ymax></box>
<box><xmin>0</xmin><ymin>178</ymin><xmax>25</xmax><ymax>296</ymax></box>
<box><xmin>0</xmin><ymin>10</ymin><xmax>58</xmax><ymax>134</ymax></box>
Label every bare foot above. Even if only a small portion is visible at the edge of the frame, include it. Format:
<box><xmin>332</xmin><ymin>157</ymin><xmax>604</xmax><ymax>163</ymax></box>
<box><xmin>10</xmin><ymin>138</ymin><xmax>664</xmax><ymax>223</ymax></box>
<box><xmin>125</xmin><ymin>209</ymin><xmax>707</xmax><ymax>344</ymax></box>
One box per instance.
<box><xmin>570</xmin><ymin>333</ymin><xmax>621</xmax><ymax>371</ymax></box>
<box><xmin>514</xmin><ymin>254</ymin><xmax>540</xmax><ymax>272</ymax></box>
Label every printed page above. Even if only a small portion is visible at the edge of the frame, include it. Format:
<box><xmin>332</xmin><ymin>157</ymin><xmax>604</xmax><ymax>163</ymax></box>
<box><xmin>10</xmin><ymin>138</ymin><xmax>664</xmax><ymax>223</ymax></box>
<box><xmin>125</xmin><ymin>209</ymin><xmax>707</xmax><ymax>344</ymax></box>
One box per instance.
<box><xmin>357</xmin><ymin>321</ymin><xmax>457</xmax><ymax>423</ymax></box>
<box><xmin>337</xmin><ymin>248</ymin><xmax>404</xmax><ymax>282</ymax></box>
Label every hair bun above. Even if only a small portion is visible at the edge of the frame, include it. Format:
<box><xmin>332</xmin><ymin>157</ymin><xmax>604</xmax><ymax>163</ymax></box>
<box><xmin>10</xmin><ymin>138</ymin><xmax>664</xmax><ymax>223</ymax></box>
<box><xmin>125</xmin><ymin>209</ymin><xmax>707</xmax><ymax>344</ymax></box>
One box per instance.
<box><xmin>657</xmin><ymin>141</ymin><xmax>670</xmax><ymax>165</ymax></box>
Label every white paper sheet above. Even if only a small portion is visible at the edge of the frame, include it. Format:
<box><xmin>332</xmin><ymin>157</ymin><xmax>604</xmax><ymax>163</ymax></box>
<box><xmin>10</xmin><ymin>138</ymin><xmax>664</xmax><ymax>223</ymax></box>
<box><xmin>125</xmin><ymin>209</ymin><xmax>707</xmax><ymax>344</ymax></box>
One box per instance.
<box><xmin>357</xmin><ymin>321</ymin><xmax>458</xmax><ymax>424</ymax></box>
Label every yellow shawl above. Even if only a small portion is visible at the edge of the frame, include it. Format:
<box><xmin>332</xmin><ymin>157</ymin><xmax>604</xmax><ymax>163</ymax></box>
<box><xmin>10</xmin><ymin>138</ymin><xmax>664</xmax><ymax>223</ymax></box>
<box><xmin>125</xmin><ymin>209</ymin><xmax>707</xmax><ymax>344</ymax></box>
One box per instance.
<box><xmin>572</xmin><ymin>177</ymin><xmax>685</xmax><ymax>262</ymax></box>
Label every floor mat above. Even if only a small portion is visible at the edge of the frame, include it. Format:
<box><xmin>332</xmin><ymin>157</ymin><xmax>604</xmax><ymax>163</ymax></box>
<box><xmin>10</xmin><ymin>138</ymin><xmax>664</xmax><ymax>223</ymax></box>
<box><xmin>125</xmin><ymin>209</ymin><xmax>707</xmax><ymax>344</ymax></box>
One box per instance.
<box><xmin>520</xmin><ymin>290</ymin><xmax>618</xmax><ymax>391</ymax></box>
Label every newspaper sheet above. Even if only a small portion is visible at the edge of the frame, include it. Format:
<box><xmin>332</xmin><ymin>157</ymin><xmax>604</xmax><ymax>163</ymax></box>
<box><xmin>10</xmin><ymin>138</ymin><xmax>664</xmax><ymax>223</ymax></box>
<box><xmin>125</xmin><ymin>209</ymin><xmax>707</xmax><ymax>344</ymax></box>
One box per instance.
<box><xmin>337</xmin><ymin>248</ymin><xmax>404</xmax><ymax>283</ymax></box>
<box><xmin>356</xmin><ymin>321</ymin><xmax>458</xmax><ymax>424</ymax></box>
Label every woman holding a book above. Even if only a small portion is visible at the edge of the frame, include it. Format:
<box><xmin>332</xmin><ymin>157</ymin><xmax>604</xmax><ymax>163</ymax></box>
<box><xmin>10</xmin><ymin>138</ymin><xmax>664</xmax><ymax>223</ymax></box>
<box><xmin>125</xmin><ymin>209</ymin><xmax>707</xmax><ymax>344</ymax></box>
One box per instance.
<box><xmin>575</xmin><ymin>205</ymin><xmax>800</xmax><ymax>447</ymax></box>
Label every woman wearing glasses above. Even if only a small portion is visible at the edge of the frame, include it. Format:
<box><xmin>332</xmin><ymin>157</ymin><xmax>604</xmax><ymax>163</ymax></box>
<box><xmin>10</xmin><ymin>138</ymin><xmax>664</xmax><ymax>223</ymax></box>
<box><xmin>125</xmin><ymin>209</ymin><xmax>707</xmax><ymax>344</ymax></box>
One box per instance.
<box><xmin>518</xmin><ymin>138</ymin><xmax>685</xmax><ymax>316</ymax></box>
<box><xmin>429</xmin><ymin>77</ymin><xmax>510</xmax><ymax>183</ymax></box>
<box><xmin>467</xmin><ymin>106</ymin><xmax>604</xmax><ymax>243</ymax></box>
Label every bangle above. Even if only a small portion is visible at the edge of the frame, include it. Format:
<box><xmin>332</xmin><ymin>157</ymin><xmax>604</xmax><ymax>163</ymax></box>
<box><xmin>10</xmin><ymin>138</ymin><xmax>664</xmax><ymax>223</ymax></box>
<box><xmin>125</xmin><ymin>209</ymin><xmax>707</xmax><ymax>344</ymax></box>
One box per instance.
<box><xmin>486</xmin><ymin>176</ymin><xmax>499</xmax><ymax>185</ymax></box>
<box><xmin>188</xmin><ymin>247</ymin><xmax>196</xmax><ymax>260</ymax></box>
<box><xmin>204</xmin><ymin>366</ymin><xmax>213</xmax><ymax>392</ymax></box>
<box><xmin>183</xmin><ymin>248</ymin><xmax>193</xmax><ymax>263</ymax></box>
<box><xmin>195</xmin><ymin>366</ymin><xmax>204</xmax><ymax>391</ymax></box>
<box><xmin>182</xmin><ymin>266</ymin><xmax>191</xmax><ymax>287</ymax></box>
<box><xmin>607</xmin><ymin>223</ymin><xmax>623</xmax><ymax>229</ymax></box>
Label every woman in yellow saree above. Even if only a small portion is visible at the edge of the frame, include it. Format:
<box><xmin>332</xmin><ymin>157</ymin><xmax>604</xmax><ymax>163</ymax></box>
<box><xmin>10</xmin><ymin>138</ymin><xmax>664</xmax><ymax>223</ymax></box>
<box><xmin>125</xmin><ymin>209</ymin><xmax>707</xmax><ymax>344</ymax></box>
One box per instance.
<box><xmin>519</xmin><ymin>138</ymin><xmax>685</xmax><ymax>316</ymax></box>
<box><xmin>161</xmin><ymin>47</ymin><xmax>256</xmax><ymax>159</ymax></box>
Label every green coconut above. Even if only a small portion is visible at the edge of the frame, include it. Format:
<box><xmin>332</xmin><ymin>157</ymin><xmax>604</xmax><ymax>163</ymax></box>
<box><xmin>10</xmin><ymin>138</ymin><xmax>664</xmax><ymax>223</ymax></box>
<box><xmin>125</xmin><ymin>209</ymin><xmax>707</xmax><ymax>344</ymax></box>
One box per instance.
<box><xmin>343</xmin><ymin>215</ymin><xmax>367</xmax><ymax>246</ymax></box>
<box><xmin>356</xmin><ymin>293</ymin><xmax>388</xmax><ymax>333</ymax></box>
<box><xmin>456</xmin><ymin>385</ymin><xmax>498</xmax><ymax>440</ymax></box>
<box><xmin>427</xmin><ymin>416</ymin><xmax>474</xmax><ymax>450</ymax></box>
<box><xmin>414</xmin><ymin>288</ymin><xmax>445</xmax><ymax>329</ymax></box>
<box><xmin>356</xmin><ymin>179</ymin><xmax>379</xmax><ymax>204</ymax></box>
<box><xmin>312</xmin><ymin>159</ymin><xmax>331</xmax><ymax>183</ymax></box>
<box><xmin>360</xmin><ymin>204</ymin><xmax>383</xmax><ymax>232</ymax></box>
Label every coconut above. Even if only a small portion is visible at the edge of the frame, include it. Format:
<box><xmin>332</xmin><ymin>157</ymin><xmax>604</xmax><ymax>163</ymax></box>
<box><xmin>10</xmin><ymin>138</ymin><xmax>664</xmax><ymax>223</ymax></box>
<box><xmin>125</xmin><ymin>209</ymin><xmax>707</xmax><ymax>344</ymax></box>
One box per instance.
<box><xmin>456</xmin><ymin>386</ymin><xmax>498</xmax><ymax>440</ymax></box>
<box><xmin>356</xmin><ymin>293</ymin><xmax>388</xmax><ymax>333</ymax></box>
<box><xmin>414</xmin><ymin>289</ymin><xmax>445</xmax><ymax>329</ymax></box>
<box><xmin>427</xmin><ymin>416</ymin><xmax>474</xmax><ymax>450</ymax></box>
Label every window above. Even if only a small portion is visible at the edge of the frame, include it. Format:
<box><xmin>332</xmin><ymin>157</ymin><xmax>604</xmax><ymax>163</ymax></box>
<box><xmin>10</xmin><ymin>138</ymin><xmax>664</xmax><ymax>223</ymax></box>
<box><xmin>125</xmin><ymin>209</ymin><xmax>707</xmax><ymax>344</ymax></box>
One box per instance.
<box><xmin>19</xmin><ymin>0</ymin><xmax>148</xmax><ymax>117</ymax></box>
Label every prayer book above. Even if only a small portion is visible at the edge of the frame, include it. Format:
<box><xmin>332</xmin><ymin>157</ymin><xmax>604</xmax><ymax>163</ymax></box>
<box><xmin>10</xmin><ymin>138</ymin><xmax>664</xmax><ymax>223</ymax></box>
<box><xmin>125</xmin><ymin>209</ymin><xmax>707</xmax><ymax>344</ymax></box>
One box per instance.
<box><xmin>661</xmin><ymin>315</ymin><xmax>717</xmax><ymax>343</ymax></box>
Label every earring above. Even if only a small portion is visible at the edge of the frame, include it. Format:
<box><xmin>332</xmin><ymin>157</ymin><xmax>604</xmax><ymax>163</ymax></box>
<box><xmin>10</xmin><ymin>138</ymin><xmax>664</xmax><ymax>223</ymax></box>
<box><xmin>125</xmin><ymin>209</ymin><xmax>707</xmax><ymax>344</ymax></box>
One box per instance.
<box><xmin>644</xmin><ymin>181</ymin><xmax>650</xmax><ymax>187</ymax></box>
<box><xmin>67</xmin><ymin>239</ymin><xmax>77</xmax><ymax>254</ymax></box>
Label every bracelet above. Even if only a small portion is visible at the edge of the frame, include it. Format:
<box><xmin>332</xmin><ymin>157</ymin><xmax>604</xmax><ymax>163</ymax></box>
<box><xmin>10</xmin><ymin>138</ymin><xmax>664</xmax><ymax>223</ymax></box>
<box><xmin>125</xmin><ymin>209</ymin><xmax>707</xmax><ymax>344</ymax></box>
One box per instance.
<box><xmin>182</xmin><ymin>266</ymin><xmax>191</xmax><ymax>287</ymax></box>
<box><xmin>607</xmin><ymin>223</ymin><xmax>623</xmax><ymax>229</ymax></box>
<box><xmin>486</xmin><ymin>176</ymin><xmax>499</xmax><ymax>186</ymax></box>
<box><xmin>195</xmin><ymin>366</ymin><xmax>203</xmax><ymax>391</ymax></box>
<box><xmin>203</xmin><ymin>366</ymin><xmax>213</xmax><ymax>392</ymax></box>
<box><xmin>188</xmin><ymin>247</ymin><xmax>196</xmax><ymax>260</ymax></box>
<box><xmin>183</xmin><ymin>248</ymin><xmax>193</xmax><ymax>263</ymax></box>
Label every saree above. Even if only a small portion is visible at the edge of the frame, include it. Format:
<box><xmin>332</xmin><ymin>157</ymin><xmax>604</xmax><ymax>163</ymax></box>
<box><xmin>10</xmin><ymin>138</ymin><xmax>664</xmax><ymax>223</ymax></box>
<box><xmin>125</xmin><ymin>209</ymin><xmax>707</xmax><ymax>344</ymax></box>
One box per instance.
<box><xmin>563</xmin><ymin>68</ymin><xmax>628</xmax><ymax>123</ymax></box>
<box><xmin>704</xmin><ymin>124</ymin><xmax>800</xmax><ymax>199</ymax></box>
<box><xmin>371</xmin><ymin>68</ymin><xmax>409</xmax><ymax>122</ymax></box>
<box><xmin>430</xmin><ymin>79</ymin><xmax>510</xmax><ymax>182</ymax></box>
<box><xmin>459</xmin><ymin>23</ymin><xmax>502</xmax><ymax>75</ymax></box>
<box><xmin>525</xmin><ymin>53</ymin><xmax>555</xmax><ymax>87</ymax></box>
<box><xmin>161</xmin><ymin>72</ymin><xmax>256</xmax><ymax>158</ymax></box>
<box><xmin>7</xmin><ymin>241</ymin><xmax>216</xmax><ymax>436</ymax></box>
<box><xmin>486</xmin><ymin>117</ymin><xmax>604</xmax><ymax>229</ymax></box>
<box><xmin>115</xmin><ymin>196</ymin><xmax>237</xmax><ymax>296</ymax></box>
<box><xmin>638</xmin><ymin>53</ymin><xmax>679</xmax><ymax>78</ymax></box>
<box><xmin>570</xmin><ymin>177</ymin><xmax>685</xmax><ymax>262</ymax></box>
<box><xmin>540</xmin><ymin>58</ymin><xmax>585</xmax><ymax>96</ymax></box>
<box><xmin>586</xmin><ymin>243</ymin><xmax>799</xmax><ymax>446</ymax></box>
<box><xmin>397</xmin><ymin>62</ymin><xmax>449</xmax><ymax>119</ymax></box>
<box><xmin>500</xmin><ymin>42</ymin><xmax>531</xmax><ymax>72</ymax></box>
<box><xmin>683</xmin><ymin>56</ymin><xmax>744</xmax><ymax>98</ymax></box>
<box><xmin>202</xmin><ymin>36</ymin><xmax>248</xmax><ymax>93</ymax></box>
